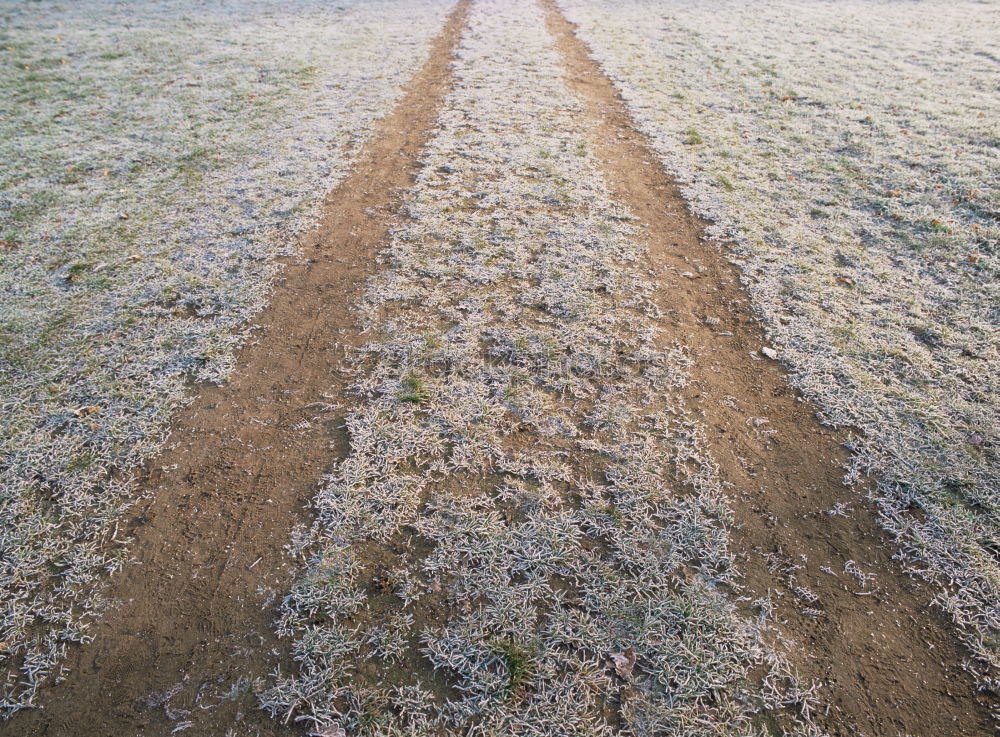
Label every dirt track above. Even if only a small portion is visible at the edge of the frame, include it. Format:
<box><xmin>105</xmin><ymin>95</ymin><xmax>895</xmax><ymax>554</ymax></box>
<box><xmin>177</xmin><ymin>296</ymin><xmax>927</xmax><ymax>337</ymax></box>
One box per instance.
<box><xmin>541</xmin><ymin>4</ymin><xmax>993</xmax><ymax>736</ymax></box>
<box><xmin>1</xmin><ymin>2</ymin><xmax>469</xmax><ymax>735</ymax></box>
<box><xmin>2</xmin><ymin>1</ymin><xmax>993</xmax><ymax>735</ymax></box>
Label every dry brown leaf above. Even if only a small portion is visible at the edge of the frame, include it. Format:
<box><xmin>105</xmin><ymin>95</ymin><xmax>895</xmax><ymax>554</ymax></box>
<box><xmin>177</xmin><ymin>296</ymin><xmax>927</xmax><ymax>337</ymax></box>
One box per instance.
<box><xmin>609</xmin><ymin>647</ymin><xmax>636</xmax><ymax>678</ymax></box>
<box><xmin>73</xmin><ymin>405</ymin><xmax>102</xmax><ymax>417</ymax></box>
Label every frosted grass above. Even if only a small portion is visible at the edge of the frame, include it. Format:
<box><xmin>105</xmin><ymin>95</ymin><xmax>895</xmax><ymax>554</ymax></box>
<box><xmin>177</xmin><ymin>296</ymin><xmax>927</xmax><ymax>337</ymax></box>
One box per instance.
<box><xmin>0</xmin><ymin>0</ymin><xmax>454</xmax><ymax>713</ymax></box>
<box><xmin>557</xmin><ymin>0</ymin><xmax>999</xmax><ymax>687</ymax></box>
<box><xmin>263</xmin><ymin>1</ymin><xmax>820</xmax><ymax>734</ymax></box>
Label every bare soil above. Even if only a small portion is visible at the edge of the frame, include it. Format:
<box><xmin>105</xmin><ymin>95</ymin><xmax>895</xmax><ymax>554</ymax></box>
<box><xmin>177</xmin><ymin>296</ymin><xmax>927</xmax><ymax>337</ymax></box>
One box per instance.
<box><xmin>542</xmin><ymin>3</ymin><xmax>995</xmax><ymax>736</ymax></box>
<box><xmin>0</xmin><ymin>3</ymin><xmax>469</xmax><ymax>736</ymax></box>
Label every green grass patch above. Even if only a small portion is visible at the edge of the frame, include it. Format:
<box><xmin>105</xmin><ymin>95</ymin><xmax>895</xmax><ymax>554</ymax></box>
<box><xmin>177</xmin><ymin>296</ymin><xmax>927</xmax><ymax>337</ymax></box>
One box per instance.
<box><xmin>489</xmin><ymin>640</ymin><xmax>537</xmax><ymax>697</ymax></box>
<box><xmin>396</xmin><ymin>372</ymin><xmax>429</xmax><ymax>404</ymax></box>
<box><xmin>683</xmin><ymin>127</ymin><xmax>703</xmax><ymax>145</ymax></box>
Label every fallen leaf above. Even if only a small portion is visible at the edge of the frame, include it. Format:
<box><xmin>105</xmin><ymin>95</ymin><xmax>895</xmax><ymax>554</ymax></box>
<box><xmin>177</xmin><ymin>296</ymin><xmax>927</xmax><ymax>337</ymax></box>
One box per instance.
<box><xmin>609</xmin><ymin>647</ymin><xmax>636</xmax><ymax>678</ymax></box>
<box><xmin>73</xmin><ymin>405</ymin><xmax>102</xmax><ymax>417</ymax></box>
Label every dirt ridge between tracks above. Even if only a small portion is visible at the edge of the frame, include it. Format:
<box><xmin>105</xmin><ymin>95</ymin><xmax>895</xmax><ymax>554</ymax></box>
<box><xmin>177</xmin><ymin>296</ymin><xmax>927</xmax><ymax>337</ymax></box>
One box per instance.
<box><xmin>541</xmin><ymin>2</ymin><xmax>994</xmax><ymax>735</ymax></box>
<box><xmin>1</xmin><ymin>2</ymin><xmax>470</xmax><ymax>735</ymax></box>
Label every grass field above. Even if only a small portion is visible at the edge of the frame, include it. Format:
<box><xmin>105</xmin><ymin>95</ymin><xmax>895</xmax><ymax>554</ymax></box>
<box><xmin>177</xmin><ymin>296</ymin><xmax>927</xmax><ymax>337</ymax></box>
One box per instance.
<box><xmin>0</xmin><ymin>0</ymin><xmax>453</xmax><ymax>712</ymax></box>
<box><xmin>0</xmin><ymin>0</ymin><xmax>997</xmax><ymax>733</ymax></box>
<box><xmin>260</xmin><ymin>1</ymin><xmax>818</xmax><ymax>733</ymax></box>
<box><xmin>558</xmin><ymin>0</ymin><xmax>1000</xmax><ymax>687</ymax></box>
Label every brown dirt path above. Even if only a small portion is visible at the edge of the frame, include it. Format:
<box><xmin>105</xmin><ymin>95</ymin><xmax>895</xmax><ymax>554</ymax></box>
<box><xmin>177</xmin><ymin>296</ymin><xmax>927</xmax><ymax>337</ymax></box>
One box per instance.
<box><xmin>542</xmin><ymin>2</ymin><xmax>995</xmax><ymax>736</ymax></box>
<box><xmin>0</xmin><ymin>3</ymin><xmax>469</xmax><ymax>736</ymax></box>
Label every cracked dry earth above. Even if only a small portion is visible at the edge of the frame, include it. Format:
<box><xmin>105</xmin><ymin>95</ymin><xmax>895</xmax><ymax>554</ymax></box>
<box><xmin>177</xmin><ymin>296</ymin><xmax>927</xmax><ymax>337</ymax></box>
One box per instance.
<box><xmin>2</xmin><ymin>1</ymin><xmax>995</xmax><ymax>736</ymax></box>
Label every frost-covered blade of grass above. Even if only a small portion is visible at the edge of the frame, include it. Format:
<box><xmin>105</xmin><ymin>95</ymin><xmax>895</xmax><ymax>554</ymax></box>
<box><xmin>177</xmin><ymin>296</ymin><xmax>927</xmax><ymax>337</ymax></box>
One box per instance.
<box><xmin>263</xmin><ymin>1</ymin><xmax>819</xmax><ymax>734</ymax></box>
<box><xmin>556</xmin><ymin>0</ymin><xmax>999</xmax><ymax>685</ymax></box>
<box><xmin>0</xmin><ymin>0</ymin><xmax>454</xmax><ymax>714</ymax></box>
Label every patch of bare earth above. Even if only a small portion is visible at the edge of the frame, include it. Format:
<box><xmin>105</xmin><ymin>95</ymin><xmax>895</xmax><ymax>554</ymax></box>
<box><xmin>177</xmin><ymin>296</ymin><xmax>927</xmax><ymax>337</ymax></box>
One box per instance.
<box><xmin>0</xmin><ymin>3</ymin><xmax>469</xmax><ymax>736</ymax></box>
<box><xmin>541</xmin><ymin>2</ymin><xmax>994</xmax><ymax>736</ymax></box>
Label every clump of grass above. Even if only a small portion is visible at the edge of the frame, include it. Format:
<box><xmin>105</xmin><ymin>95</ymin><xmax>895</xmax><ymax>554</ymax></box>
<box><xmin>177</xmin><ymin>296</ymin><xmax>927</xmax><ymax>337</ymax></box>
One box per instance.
<box><xmin>222</xmin><ymin>677</ymin><xmax>253</xmax><ymax>701</ymax></box>
<box><xmin>489</xmin><ymin>640</ymin><xmax>537</xmax><ymax>696</ymax></box>
<box><xmin>601</xmin><ymin>504</ymin><xmax>625</xmax><ymax>527</ymax></box>
<box><xmin>396</xmin><ymin>372</ymin><xmax>428</xmax><ymax>404</ymax></box>
<box><xmin>65</xmin><ymin>261</ymin><xmax>91</xmax><ymax>280</ymax></box>
<box><xmin>683</xmin><ymin>127</ymin><xmax>703</xmax><ymax>145</ymax></box>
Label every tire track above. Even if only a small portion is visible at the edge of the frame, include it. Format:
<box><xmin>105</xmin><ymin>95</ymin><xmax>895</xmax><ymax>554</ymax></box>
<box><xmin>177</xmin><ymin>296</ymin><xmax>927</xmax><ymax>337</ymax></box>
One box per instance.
<box><xmin>0</xmin><ymin>2</ymin><xmax>470</xmax><ymax>735</ymax></box>
<box><xmin>263</xmin><ymin>0</ymin><xmax>813</xmax><ymax>733</ymax></box>
<box><xmin>541</xmin><ymin>2</ymin><xmax>995</xmax><ymax>735</ymax></box>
